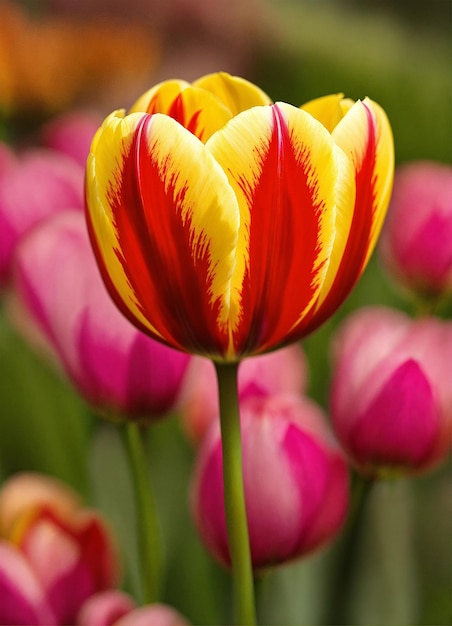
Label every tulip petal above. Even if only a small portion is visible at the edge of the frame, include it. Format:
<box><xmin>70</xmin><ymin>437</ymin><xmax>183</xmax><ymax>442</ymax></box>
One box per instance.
<box><xmin>193</xmin><ymin>71</ymin><xmax>272</xmax><ymax>115</ymax></box>
<box><xmin>0</xmin><ymin>542</ymin><xmax>56</xmax><ymax>626</ymax></box>
<box><xmin>207</xmin><ymin>102</ymin><xmax>355</xmax><ymax>354</ymax></box>
<box><xmin>308</xmin><ymin>99</ymin><xmax>394</xmax><ymax>326</ymax></box>
<box><xmin>86</xmin><ymin>111</ymin><xmax>241</xmax><ymax>358</ymax></box>
<box><xmin>130</xmin><ymin>79</ymin><xmax>233</xmax><ymax>141</ymax></box>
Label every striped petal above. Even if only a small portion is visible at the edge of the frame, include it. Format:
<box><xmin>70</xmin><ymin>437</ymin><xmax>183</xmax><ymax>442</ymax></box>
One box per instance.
<box><xmin>306</xmin><ymin>98</ymin><xmax>394</xmax><ymax>329</ymax></box>
<box><xmin>86</xmin><ymin>110</ymin><xmax>241</xmax><ymax>358</ymax></box>
<box><xmin>206</xmin><ymin>102</ymin><xmax>356</xmax><ymax>355</ymax></box>
<box><xmin>130</xmin><ymin>80</ymin><xmax>233</xmax><ymax>141</ymax></box>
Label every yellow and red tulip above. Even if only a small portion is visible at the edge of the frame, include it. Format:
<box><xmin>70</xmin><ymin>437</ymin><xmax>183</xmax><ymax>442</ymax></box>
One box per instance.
<box><xmin>85</xmin><ymin>72</ymin><xmax>394</xmax><ymax>361</ymax></box>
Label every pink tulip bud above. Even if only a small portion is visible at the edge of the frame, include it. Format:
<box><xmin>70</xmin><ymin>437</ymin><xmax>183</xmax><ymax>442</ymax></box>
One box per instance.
<box><xmin>0</xmin><ymin>146</ymin><xmax>84</xmax><ymax>285</ymax></box>
<box><xmin>0</xmin><ymin>473</ymin><xmax>119</xmax><ymax>625</ymax></box>
<box><xmin>191</xmin><ymin>394</ymin><xmax>349</xmax><ymax>570</ymax></box>
<box><xmin>40</xmin><ymin>110</ymin><xmax>103</xmax><ymax>168</ymax></box>
<box><xmin>12</xmin><ymin>210</ymin><xmax>191</xmax><ymax>420</ymax></box>
<box><xmin>379</xmin><ymin>161</ymin><xmax>452</xmax><ymax>299</ymax></box>
<box><xmin>76</xmin><ymin>590</ymin><xmax>136</xmax><ymax>626</ymax></box>
<box><xmin>180</xmin><ymin>344</ymin><xmax>308</xmax><ymax>443</ymax></box>
<box><xmin>330</xmin><ymin>306</ymin><xmax>452</xmax><ymax>476</ymax></box>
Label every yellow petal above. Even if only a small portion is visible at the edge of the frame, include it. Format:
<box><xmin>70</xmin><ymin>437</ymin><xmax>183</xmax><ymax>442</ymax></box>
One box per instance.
<box><xmin>193</xmin><ymin>71</ymin><xmax>272</xmax><ymax>116</ymax></box>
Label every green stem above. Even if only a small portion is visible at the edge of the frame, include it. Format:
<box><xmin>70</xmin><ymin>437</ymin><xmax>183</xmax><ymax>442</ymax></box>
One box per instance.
<box><xmin>324</xmin><ymin>472</ymin><xmax>374</xmax><ymax>625</ymax></box>
<box><xmin>122</xmin><ymin>422</ymin><xmax>162</xmax><ymax>604</ymax></box>
<box><xmin>215</xmin><ymin>361</ymin><xmax>257</xmax><ymax>626</ymax></box>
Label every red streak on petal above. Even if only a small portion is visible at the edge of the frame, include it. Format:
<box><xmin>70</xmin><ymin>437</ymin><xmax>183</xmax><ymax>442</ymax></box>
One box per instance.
<box><xmin>234</xmin><ymin>104</ymin><xmax>327</xmax><ymax>355</ymax></box>
<box><xmin>105</xmin><ymin>115</ymin><xmax>228</xmax><ymax>356</ymax></box>
<box><xmin>306</xmin><ymin>102</ymin><xmax>379</xmax><ymax>331</ymax></box>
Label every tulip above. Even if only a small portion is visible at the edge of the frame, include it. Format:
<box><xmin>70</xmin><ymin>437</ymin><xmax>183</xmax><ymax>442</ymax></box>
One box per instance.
<box><xmin>0</xmin><ymin>473</ymin><xmax>119</xmax><ymax>626</ymax></box>
<box><xmin>76</xmin><ymin>590</ymin><xmax>136</xmax><ymax>626</ymax></box>
<box><xmin>12</xmin><ymin>210</ymin><xmax>191</xmax><ymax>420</ymax></box>
<box><xmin>330</xmin><ymin>306</ymin><xmax>452</xmax><ymax>476</ymax></box>
<box><xmin>40</xmin><ymin>109</ymin><xmax>103</xmax><ymax>168</ymax></box>
<box><xmin>0</xmin><ymin>146</ymin><xmax>84</xmax><ymax>285</ymax></box>
<box><xmin>85</xmin><ymin>72</ymin><xmax>394</xmax><ymax>361</ymax></box>
<box><xmin>181</xmin><ymin>344</ymin><xmax>308</xmax><ymax>442</ymax></box>
<box><xmin>77</xmin><ymin>591</ymin><xmax>190</xmax><ymax>626</ymax></box>
<box><xmin>379</xmin><ymin>160</ymin><xmax>452</xmax><ymax>300</ymax></box>
<box><xmin>191</xmin><ymin>393</ymin><xmax>349</xmax><ymax>569</ymax></box>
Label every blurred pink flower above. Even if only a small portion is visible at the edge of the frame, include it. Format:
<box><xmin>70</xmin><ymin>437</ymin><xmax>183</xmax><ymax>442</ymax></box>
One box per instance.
<box><xmin>76</xmin><ymin>590</ymin><xmax>136</xmax><ymax>626</ymax></box>
<box><xmin>77</xmin><ymin>590</ymin><xmax>190</xmax><ymax>626</ymax></box>
<box><xmin>180</xmin><ymin>344</ymin><xmax>308</xmax><ymax>443</ymax></box>
<box><xmin>0</xmin><ymin>145</ymin><xmax>84</xmax><ymax>285</ymax></box>
<box><xmin>330</xmin><ymin>306</ymin><xmax>452</xmax><ymax>476</ymax></box>
<box><xmin>379</xmin><ymin>161</ymin><xmax>452</xmax><ymax>299</ymax></box>
<box><xmin>12</xmin><ymin>210</ymin><xmax>191</xmax><ymax>420</ymax></box>
<box><xmin>0</xmin><ymin>473</ymin><xmax>119</xmax><ymax>626</ymax></box>
<box><xmin>40</xmin><ymin>109</ymin><xmax>103</xmax><ymax>168</ymax></box>
<box><xmin>191</xmin><ymin>394</ymin><xmax>349</xmax><ymax>570</ymax></box>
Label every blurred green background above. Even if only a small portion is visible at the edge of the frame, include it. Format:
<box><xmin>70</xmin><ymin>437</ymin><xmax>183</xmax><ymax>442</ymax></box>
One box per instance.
<box><xmin>0</xmin><ymin>0</ymin><xmax>450</xmax><ymax>624</ymax></box>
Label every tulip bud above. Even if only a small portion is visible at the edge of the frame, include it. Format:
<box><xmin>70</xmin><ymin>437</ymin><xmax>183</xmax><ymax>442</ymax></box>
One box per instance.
<box><xmin>0</xmin><ymin>473</ymin><xmax>119</xmax><ymax>626</ymax></box>
<box><xmin>0</xmin><ymin>146</ymin><xmax>84</xmax><ymax>285</ymax></box>
<box><xmin>180</xmin><ymin>344</ymin><xmax>308</xmax><ymax>442</ymax></box>
<box><xmin>379</xmin><ymin>161</ymin><xmax>452</xmax><ymax>300</ymax></box>
<box><xmin>76</xmin><ymin>590</ymin><xmax>136</xmax><ymax>626</ymax></box>
<box><xmin>40</xmin><ymin>109</ymin><xmax>103</xmax><ymax>168</ymax></box>
<box><xmin>191</xmin><ymin>394</ymin><xmax>349</xmax><ymax>570</ymax></box>
<box><xmin>12</xmin><ymin>210</ymin><xmax>191</xmax><ymax>420</ymax></box>
<box><xmin>330</xmin><ymin>306</ymin><xmax>452</xmax><ymax>476</ymax></box>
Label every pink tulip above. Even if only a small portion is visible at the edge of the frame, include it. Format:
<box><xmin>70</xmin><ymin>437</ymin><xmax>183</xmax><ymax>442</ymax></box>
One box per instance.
<box><xmin>40</xmin><ymin>110</ymin><xmax>103</xmax><ymax>168</ymax></box>
<box><xmin>12</xmin><ymin>210</ymin><xmax>191</xmax><ymax>419</ymax></box>
<box><xmin>76</xmin><ymin>591</ymin><xmax>190</xmax><ymax>626</ymax></box>
<box><xmin>0</xmin><ymin>146</ymin><xmax>84</xmax><ymax>285</ymax></box>
<box><xmin>379</xmin><ymin>161</ymin><xmax>452</xmax><ymax>299</ymax></box>
<box><xmin>180</xmin><ymin>344</ymin><xmax>308</xmax><ymax>442</ymax></box>
<box><xmin>76</xmin><ymin>590</ymin><xmax>136</xmax><ymax>626</ymax></box>
<box><xmin>330</xmin><ymin>306</ymin><xmax>452</xmax><ymax>475</ymax></box>
<box><xmin>0</xmin><ymin>542</ymin><xmax>57</xmax><ymax>626</ymax></box>
<box><xmin>0</xmin><ymin>473</ymin><xmax>119</xmax><ymax>626</ymax></box>
<box><xmin>191</xmin><ymin>394</ymin><xmax>349</xmax><ymax>570</ymax></box>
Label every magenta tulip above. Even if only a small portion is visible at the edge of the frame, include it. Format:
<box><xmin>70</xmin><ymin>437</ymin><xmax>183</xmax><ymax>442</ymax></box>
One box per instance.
<box><xmin>330</xmin><ymin>306</ymin><xmax>452</xmax><ymax>475</ymax></box>
<box><xmin>40</xmin><ymin>109</ymin><xmax>103</xmax><ymax>168</ymax></box>
<box><xmin>12</xmin><ymin>210</ymin><xmax>191</xmax><ymax>419</ymax></box>
<box><xmin>191</xmin><ymin>394</ymin><xmax>349</xmax><ymax>569</ymax></box>
<box><xmin>379</xmin><ymin>161</ymin><xmax>452</xmax><ymax>299</ymax></box>
<box><xmin>0</xmin><ymin>146</ymin><xmax>84</xmax><ymax>285</ymax></box>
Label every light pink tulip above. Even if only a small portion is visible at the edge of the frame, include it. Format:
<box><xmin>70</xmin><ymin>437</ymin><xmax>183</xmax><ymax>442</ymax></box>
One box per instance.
<box><xmin>330</xmin><ymin>306</ymin><xmax>452</xmax><ymax>475</ymax></box>
<box><xmin>12</xmin><ymin>210</ymin><xmax>191</xmax><ymax>419</ymax></box>
<box><xmin>76</xmin><ymin>590</ymin><xmax>136</xmax><ymax>626</ymax></box>
<box><xmin>40</xmin><ymin>110</ymin><xmax>103</xmax><ymax>168</ymax></box>
<box><xmin>379</xmin><ymin>161</ymin><xmax>452</xmax><ymax>299</ymax></box>
<box><xmin>180</xmin><ymin>345</ymin><xmax>308</xmax><ymax>443</ymax></box>
<box><xmin>0</xmin><ymin>146</ymin><xmax>84</xmax><ymax>285</ymax></box>
<box><xmin>191</xmin><ymin>394</ymin><xmax>349</xmax><ymax>570</ymax></box>
<box><xmin>0</xmin><ymin>473</ymin><xmax>119</xmax><ymax>626</ymax></box>
<box><xmin>114</xmin><ymin>604</ymin><xmax>190</xmax><ymax>626</ymax></box>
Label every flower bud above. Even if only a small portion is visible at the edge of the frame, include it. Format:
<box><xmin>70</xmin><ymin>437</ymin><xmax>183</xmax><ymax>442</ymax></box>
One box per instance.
<box><xmin>0</xmin><ymin>473</ymin><xmax>119</xmax><ymax>625</ymax></box>
<box><xmin>191</xmin><ymin>394</ymin><xmax>349</xmax><ymax>570</ymax></box>
<box><xmin>0</xmin><ymin>145</ymin><xmax>84</xmax><ymax>285</ymax></box>
<box><xmin>76</xmin><ymin>590</ymin><xmax>136</xmax><ymax>626</ymax></box>
<box><xmin>379</xmin><ymin>161</ymin><xmax>452</xmax><ymax>300</ymax></box>
<box><xmin>180</xmin><ymin>344</ymin><xmax>308</xmax><ymax>442</ymax></box>
<box><xmin>12</xmin><ymin>210</ymin><xmax>191</xmax><ymax>420</ymax></box>
<box><xmin>330</xmin><ymin>306</ymin><xmax>452</xmax><ymax>476</ymax></box>
<box><xmin>40</xmin><ymin>109</ymin><xmax>102</xmax><ymax>168</ymax></box>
